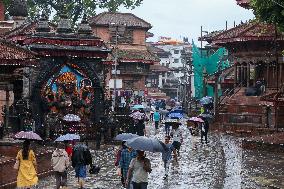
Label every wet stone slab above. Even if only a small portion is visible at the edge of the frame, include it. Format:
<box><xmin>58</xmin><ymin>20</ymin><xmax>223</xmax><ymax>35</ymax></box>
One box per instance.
<box><xmin>37</xmin><ymin>121</ymin><xmax>284</xmax><ymax>189</ymax></box>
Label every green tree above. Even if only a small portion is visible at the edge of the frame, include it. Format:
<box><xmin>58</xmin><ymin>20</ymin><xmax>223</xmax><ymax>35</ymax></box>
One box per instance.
<box><xmin>3</xmin><ymin>0</ymin><xmax>143</xmax><ymax>23</ymax></box>
<box><xmin>250</xmin><ymin>0</ymin><xmax>284</xmax><ymax>30</ymax></box>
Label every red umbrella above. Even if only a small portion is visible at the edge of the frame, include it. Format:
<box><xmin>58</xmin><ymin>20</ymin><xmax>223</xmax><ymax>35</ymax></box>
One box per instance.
<box><xmin>14</xmin><ymin>131</ymin><xmax>43</xmax><ymax>141</ymax></box>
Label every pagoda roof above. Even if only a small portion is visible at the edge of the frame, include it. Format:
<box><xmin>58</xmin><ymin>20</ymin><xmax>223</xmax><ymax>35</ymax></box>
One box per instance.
<box><xmin>209</xmin><ymin>20</ymin><xmax>284</xmax><ymax>45</ymax></box>
<box><xmin>117</xmin><ymin>49</ymin><xmax>159</xmax><ymax>64</ymax></box>
<box><xmin>150</xmin><ymin>64</ymin><xmax>171</xmax><ymax>72</ymax></box>
<box><xmin>90</xmin><ymin>12</ymin><xmax>152</xmax><ymax>29</ymax></box>
<box><xmin>0</xmin><ymin>41</ymin><xmax>37</xmax><ymax>66</ymax></box>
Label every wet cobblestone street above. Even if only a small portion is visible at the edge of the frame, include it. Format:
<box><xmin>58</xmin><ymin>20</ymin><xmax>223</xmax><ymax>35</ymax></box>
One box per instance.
<box><xmin>38</xmin><ymin>121</ymin><xmax>284</xmax><ymax>189</ymax></box>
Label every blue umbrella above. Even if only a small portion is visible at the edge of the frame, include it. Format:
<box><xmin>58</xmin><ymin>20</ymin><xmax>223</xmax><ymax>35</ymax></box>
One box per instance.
<box><xmin>131</xmin><ymin>104</ymin><xmax>145</xmax><ymax>110</ymax></box>
<box><xmin>55</xmin><ymin>133</ymin><xmax>80</xmax><ymax>142</ymax></box>
<box><xmin>200</xmin><ymin>96</ymin><xmax>213</xmax><ymax>105</ymax></box>
<box><xmin>126</xmin><ymin>136</ymin><xmax>165</xmax><ymax>153</ymax></box>
<box><xmin>114</xmin><ymin>133</ymin><xmax>139</xmax><ymax>141</ymax></box>
<box><xmin>168</xmin><ymin>112</ymin><xmax>183</xmax><ymax>119</ymax></box>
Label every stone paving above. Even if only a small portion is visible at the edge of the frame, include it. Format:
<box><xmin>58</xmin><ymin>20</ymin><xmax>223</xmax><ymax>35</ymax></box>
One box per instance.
<box><xmin>37</xmin><ymin>120</ymin><xmax>284</xmax><ymax>189</ymax></box>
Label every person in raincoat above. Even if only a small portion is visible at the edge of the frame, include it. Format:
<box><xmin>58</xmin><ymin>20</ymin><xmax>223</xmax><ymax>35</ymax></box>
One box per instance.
<box><xmin>200</xmin><ymin>117</ymin><xmax>209</xmax><ymax>144</ymax></box>
<box><xmin>153</xmin><ymin>109</ymin><xmax>160</xmax><ymax>131</ymax></box>
<box><xmin>15</xmin><ymin>140</ymin><xmax>38</xmax><ymax>188</ymax></box>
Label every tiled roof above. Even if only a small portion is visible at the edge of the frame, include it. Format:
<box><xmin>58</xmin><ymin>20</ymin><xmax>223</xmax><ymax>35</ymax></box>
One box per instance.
<box><xmin>0</xmin><ymin>41</ymin><xmax>37</xmax><ymax>66</ymax></box>
<box><xmin>210</xmin><ymin>20</ymin><xmax>284</xmax><ymax>45</ymax></box>
<box><xmin>150</xmin><ymin>64</ymin><xmax>170</xmax><ymax>72</ymax></box>
<box><xmin>0</xmin><ymin>41</ymin><xmax>35</xmax><ymax>60</ymax></box>
<box><xmin>90</xmin><ymin>12</ymin><xmax>152</xmax><ymax>29</ymax></box>
<box><xmin>118</xmin><ymin>49</ymin><xmax>159</xmax><ymax>64</ymax></box>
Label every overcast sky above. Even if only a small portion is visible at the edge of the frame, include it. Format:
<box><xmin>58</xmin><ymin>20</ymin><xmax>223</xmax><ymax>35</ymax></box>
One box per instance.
<box><xmin>117</xmin><ymin>0</ymin><xmax>255</xmax><ymax>45</ymax></box>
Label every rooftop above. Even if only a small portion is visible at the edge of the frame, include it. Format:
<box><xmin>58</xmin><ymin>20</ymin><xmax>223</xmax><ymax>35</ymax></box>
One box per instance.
<box><xmin>90</xmin><ymin>12</ymin><xmax>152</xmax><ymax>29</ymax></box>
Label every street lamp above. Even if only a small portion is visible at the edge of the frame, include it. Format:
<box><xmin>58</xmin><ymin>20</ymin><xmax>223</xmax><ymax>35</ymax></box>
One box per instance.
<box><xmin>200</xmin><ymin>26</ymin><xmax>208</xmax><ymax>57</ymax></box>
<box><xmin>109</xmin><ymin>23</ymin><xmax>125</xmax><ymax>109</ymax></box>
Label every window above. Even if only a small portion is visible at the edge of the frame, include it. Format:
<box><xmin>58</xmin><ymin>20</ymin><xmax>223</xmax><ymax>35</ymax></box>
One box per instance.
<box><xmin>162</xmin><ymin>73</ymin><xmax>165</xmax><ymax>77</ymax></box>
<box><xmin>174</xmin><ymin>50</ymin><xmax>179</xmax><ymax>54</ymax></box>
<box><xmin>174</xmin><ymin>59</ymin><xmax>179</xmax><ymax>63</ymax></box>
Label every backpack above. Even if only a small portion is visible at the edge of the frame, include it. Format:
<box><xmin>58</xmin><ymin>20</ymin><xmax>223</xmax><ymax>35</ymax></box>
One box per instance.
<box><xmin>71</xmin><ymin>148</ymin><xmax>85</xmax><ymax>167</ymax></box>
<box><xmin>143</xmin><ymin>158</ymin><xmax>152</xmax><ymax>173</ymax></box>
<box><xmin>83</xmin><ymin>148</ymin><xmax>92</xmax><ymax>166</ymax></box>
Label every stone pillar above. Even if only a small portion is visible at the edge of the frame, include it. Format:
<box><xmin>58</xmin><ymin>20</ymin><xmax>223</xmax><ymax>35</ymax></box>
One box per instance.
<box><xmin>247</xmin><ymin>62</ymin><xmax>250</xmax><ymax>87</ymax></box>
<box><xmin>234</xmin><ymin>63</ymin><xmax>237</xmax><ymax>88</ymax></box>
<box><xmin>240</xmin><ymin>64</ymin><xmax>243</xmax><ymax>87</ymax></box>
<box><xmin>266</xmin><ymin>63</ymin><xmax>269</xmax><ymax>88</ymax></box>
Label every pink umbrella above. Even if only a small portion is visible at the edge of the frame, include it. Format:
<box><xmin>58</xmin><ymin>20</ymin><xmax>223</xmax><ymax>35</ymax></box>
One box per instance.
<box><xmin>188</xmin><ymin>117</ymin><xmax>204</xmax><ymax>123</ymax></box>
<box><xmin>129</xmin><ymin>111</ymin><xmax>147</xmax><ymax>120</ymax></box>
<box><xmin>14</xmin><ymin>131</ymin><xmax>43</xmax><ymax>141</ymax></box>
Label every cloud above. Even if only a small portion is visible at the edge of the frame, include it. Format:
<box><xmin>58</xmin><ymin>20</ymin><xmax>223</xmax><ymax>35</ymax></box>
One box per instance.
<box><xmin>118</xmin><ymin>0</ymin><xmax>255</xmax><ymax>43</ymax></box>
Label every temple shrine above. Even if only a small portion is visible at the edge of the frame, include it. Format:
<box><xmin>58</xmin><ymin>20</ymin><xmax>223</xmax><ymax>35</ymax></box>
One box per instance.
<box><xmin>1</xmin><ymin>4</ymin><xmax>111</xmax><ymax>139</ymax></box>
<box><xmin>204</xmin><ymin>0</ymin><xmax>284</xmax><ymax>132</ymax></box>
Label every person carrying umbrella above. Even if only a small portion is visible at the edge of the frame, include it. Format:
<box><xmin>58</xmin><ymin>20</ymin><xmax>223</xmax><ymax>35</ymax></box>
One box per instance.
<box><xmin>161</xmin><ymin>136</ymin><xmax>177</xmax><ymax>179</ymax></box>
<box><xmin>15</xmin><ymin>140</ymin><xmax>38</xmax><ymax>188</ymax></box>
<box><xmin>126</xmin><ymin>150</ymin><xmax>151</xmax><ymax>189</ymax></box>
<box><xmin>51</xmin><ymin>142</ymin><xmax>70</xmax><ymax>189</ymax></box>
<box><xmin>119</xmin><ymin>145</ymin><xmax>137</xmax><ymax>188</ymax></box>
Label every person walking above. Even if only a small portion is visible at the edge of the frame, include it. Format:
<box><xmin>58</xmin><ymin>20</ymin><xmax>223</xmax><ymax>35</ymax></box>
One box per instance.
<box><xmin>161</xmin><ymin>136</ymin><xmax>177</xmax><ymax>179</ymax></box>
<box><xmin>200</xmin><ymin>118</ymin><xmax>209</xmax><ymax>144</ymax></box>
<box><xmin>153</xmin><ymin>109</ymin><xmax>160</xmax><ymax>132</ymax></box>
<box><xmin>119</xmin><ymin>146</ymin><xmax>137</xmax><ymax>188</ymax></box>
<box><xmin>170</xmin><ymin>123</ymin><xmax>183</xmax><ymax>156</ymax></box>
<box><xmin>136</xmin><ymin>109</ymin><xmax>148</xmax><ymax>136</ymax></box>
<box><xmin>15</xmin><ymin>140</ymin><xmax>38</xmax><ymax>188</ymax></box>
<box><xmin>71</xmin><ymin>142</ymin><xmax>92</xmax><ymax>189</ymax></box>
<box><xmin>115</xmin><ymin>141</ymin><xmax>127</xmax><ymax>187</ymax></box>
<box><xmin>126</xmin><ymin>150</ymin><xmax>151</xmax><ymax>189</ymax></box>
<box><xmin>51</xmin><ymin>143</ymin><xmax>70</xmax><ymax>189</ymax></box>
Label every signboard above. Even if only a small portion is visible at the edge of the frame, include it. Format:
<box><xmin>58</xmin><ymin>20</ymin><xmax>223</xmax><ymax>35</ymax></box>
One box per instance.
<box><xmin>109</xmin><ymin>79</ymin><xmax>122</xmax><ymax>89</ymax></box>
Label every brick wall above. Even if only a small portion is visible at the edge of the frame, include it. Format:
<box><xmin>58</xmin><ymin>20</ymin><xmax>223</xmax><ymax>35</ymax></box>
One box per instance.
<box><xmin>133</xmin><ymin>29</ymin><xmax>146</xmax><ymax>45</ymax></box>
<box><xmin>0</xmin><ymin>1</ymin><xmax>4</xmax><ymax>21</ymax></box>
<box><xmin>92</xmin><ymin>27</ymin><xmax>110</xmax><ymax>42</ymax></box>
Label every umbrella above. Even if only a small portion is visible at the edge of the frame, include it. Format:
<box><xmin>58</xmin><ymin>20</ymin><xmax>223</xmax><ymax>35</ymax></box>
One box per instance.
<box><xmin>14</xmin><ymin>131</ymin><xmax>43</xmax><ymax>141</ymax></box>
<box><xmin>126</xmin><ymin>136</ymin><xmax>165</xmax><ymax>152</ymax></box>
<box><xmin>129</xmin><ymin>111</ymin><xmax>146</xmax><ymax>120</ymax></box>
<box><xmin>114</xmin><ymin>133</ymin><xmax>139</xmax><ymax>141</ymax></box>
<box><xmin>168</xmin><ymin>113</ymin><xmax>183</xmax><ymax>119</ymax></box>
<box><xmin>55</xmin><ymin>133</ymin><xmax>80</xmax><ymax>142</ymax></box>
<box><xmin>165</xmin><ymin>118</ymin><xmax>180</xmax><ymax>123</ymax></box>
<box><xmin>200</xmin><ymin>96</ymin><xmax>213</xmax><ymax>105</ymax></box>
<box><xmin>132</xmin><ymin>104</ymin><xmax>145</xmax><ymax>110</ymax></box>
<box><xmin>63</xmin><ymin>114</ymin><xmax>81</xmax><ymax>122</ymax></box>
<box><xmin>188</xmin><ymin>117</ymin><xmax>204</xmax><ymax>123</ymax></box>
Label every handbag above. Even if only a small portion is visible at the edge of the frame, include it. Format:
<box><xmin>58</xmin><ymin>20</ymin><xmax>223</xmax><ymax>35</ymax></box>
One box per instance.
<box><xmin>89</xmin><ymin>165</ymin><xmax>101</xmax><ymax>174</ymax></box>
<box><xmin>13</xmin><ymin>160</ymin><xmax>20</xmax><ymax>170</ymax></box>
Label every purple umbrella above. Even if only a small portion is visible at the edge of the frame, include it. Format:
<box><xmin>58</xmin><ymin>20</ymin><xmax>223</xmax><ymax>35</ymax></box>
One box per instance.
<box><xmin>188</xmin><ymin>117</ymin><xmax>204</xmax><ymax>123</ymax></box>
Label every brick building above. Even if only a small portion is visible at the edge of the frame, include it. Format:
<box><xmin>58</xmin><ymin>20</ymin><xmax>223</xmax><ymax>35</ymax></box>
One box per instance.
<box><xmin>90</xmin><ymin>12</ymin><xmax>159</xmax><ymax>104</ymax></box>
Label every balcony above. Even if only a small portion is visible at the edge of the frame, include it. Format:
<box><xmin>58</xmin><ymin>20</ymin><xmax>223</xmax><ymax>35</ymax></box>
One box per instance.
<box><xmin>119</xmin><ymin>68</ymin><xmax>149</xmax><ymax>75</ymax></box>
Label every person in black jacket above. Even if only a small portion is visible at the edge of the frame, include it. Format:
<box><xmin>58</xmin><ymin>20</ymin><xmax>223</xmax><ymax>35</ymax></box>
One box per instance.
<box><xmin>71</xmin><ymin>142</ymin><xmax>92</xmax><ymax>189</ymax></box>
<box><xmin>200</xmin><ymin>118</ymin><xmax>209</xmax><ymax>144</ymax></box>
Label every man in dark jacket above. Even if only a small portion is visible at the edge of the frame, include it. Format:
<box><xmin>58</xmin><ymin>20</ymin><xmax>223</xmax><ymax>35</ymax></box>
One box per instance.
<box><xmin>71</xmin><ymin>142</ymin><xmax>92</xmax><ymax>189</ymax></box>
<box><xmin>200</xmin><ymin>118</ymin><xmax>209</xmax><ymax>144</ymax></box>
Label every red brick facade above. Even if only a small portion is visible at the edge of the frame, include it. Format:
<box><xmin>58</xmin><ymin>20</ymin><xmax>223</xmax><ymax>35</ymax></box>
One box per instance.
<box><xmin>0</xmin><ymin>1</ymin><xmax>4</xmax><ymax>21</ymax></box>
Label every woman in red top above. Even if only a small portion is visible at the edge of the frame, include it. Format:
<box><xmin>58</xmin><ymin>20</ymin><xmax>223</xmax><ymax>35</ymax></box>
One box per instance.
<box><xmin>64</xmin><ymin>141</ymin><xmax>73</xmax><ymax>159</ymax></box>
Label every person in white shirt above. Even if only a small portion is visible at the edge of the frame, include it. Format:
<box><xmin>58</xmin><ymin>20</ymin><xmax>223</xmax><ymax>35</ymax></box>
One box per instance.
<box><xmin>51</xmin><ymin>143</ymin><xmax>70</xmax><ymax>189</ymax></box>
<box><xmin>170</xmin><ymin>123</ymin><xmax>183</xmax><ymax>156</ymax></box>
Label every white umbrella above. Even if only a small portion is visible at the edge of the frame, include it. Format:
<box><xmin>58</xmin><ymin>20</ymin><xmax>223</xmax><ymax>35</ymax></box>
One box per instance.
<box><xmin>14</xmin><ymin>131</ymin><xmax>43</xmax><ymax>141</ymax></box>
<box><xmin>55</xmin><ymin>133</ymin><xmax>80</xmax><ymax>142</ymax></box>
